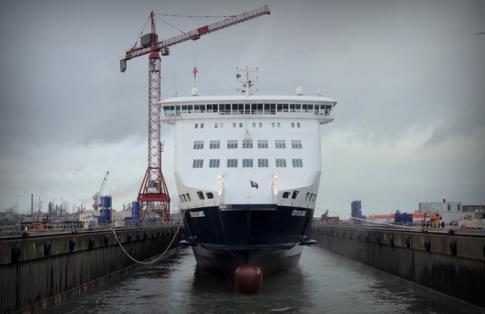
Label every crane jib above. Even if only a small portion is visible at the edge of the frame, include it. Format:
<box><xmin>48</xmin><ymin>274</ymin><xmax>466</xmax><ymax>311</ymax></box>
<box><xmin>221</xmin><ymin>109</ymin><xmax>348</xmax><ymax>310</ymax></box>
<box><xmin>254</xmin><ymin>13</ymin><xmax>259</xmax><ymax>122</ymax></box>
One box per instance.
<box><xmin>121</xmin><ymin>5</ymin><xmax>270</xmax><ymax>63</ymax></box>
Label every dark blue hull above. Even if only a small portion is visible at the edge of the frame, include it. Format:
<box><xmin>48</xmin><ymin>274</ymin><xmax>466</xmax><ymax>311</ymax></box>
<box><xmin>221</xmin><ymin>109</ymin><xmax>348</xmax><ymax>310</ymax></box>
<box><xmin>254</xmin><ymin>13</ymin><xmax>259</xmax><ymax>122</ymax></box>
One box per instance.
<box><xmin>183</xmin><ymin>205</ymin><xmax>314</xmax><ymax>274</ymax></box>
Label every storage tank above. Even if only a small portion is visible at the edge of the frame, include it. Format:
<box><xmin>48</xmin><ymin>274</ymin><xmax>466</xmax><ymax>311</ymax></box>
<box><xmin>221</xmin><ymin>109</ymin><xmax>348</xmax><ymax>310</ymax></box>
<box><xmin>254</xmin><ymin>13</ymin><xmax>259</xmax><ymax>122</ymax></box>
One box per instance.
<box><xmin>132</xmin><ymin>201</ymin><xmax>141</xmax><ymax>220</ymax></box>
<box><xmin>100</xmin><ymin>195</ymin><xmax>112</xmax><ymax>209</ymax></box>
<box><xmin>98</xmin><ymin>195</ymin><xmax>112</xmax><ymax>225</ymax></box>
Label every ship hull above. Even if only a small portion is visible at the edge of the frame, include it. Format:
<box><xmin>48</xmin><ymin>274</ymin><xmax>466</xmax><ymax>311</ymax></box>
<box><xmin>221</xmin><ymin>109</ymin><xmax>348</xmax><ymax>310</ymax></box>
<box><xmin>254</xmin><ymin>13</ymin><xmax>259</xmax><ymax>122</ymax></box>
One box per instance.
<box><xmin>183</xmin><ymin>205</ymin><xmax>313</xmax><ymax>275</ymax></box>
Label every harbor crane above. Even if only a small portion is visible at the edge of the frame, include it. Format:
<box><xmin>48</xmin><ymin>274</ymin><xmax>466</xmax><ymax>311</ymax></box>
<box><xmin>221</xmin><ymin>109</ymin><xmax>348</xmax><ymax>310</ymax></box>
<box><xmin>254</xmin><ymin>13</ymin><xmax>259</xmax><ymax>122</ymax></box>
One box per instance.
<box><xmin>92</xmin><ymin>171</ymin><xmax>109</xmax><ymax>211</ymax></box>
<box><xmin>120</xmin><ymin>5</ymin><xmax>270</xmax><ymax>222</ymax></box>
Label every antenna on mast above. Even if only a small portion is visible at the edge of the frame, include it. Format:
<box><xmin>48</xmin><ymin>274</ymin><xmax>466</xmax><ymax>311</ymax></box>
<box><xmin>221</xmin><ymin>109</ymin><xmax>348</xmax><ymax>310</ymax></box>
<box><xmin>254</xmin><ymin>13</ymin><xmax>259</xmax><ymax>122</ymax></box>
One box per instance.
<box><xmin>236</xmin><ymin>66</ymin><xmax>258</xmax><ymax>96</ymax></box>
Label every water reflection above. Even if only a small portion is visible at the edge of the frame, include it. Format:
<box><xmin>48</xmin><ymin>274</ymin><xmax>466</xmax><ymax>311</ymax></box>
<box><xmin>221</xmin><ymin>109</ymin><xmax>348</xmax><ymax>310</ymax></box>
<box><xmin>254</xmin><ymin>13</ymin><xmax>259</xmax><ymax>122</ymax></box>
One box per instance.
<box><xmin>50</xmin><ymin>247</ymin><xmax>480</xmax><ymax>314</ymax></box>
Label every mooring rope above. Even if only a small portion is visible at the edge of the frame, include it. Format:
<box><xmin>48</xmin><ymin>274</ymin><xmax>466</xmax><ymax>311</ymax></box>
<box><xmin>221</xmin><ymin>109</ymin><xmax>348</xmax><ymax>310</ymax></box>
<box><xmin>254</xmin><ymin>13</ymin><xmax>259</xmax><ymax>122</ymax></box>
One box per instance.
<box><xmin>110</xmin><ymin>221</ymin><xmax>183</xmax><ymax>265</ymax></box>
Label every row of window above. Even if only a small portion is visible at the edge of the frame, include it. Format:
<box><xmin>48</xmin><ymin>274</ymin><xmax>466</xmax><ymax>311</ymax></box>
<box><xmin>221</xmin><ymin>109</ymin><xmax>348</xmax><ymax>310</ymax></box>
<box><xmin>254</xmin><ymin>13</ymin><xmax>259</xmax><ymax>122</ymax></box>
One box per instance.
<box><xmin>194</xmin><ymin>122</ymin><xmax>301</xmax><ymax>129</ymax></box>
<box><xmin>179</xmin><ymin>189</ymin><xmax>317</xmax><ymax>203</ymax></box>
<box><xmin>178</xmin><ymin>191</ymin><xmax>215</xmax><ymax>203</ymax></box>
<box><xmin>281</xmin><ymin>191</ymin><xmax>318</xmax><ymax>202</ymax></box>
<box><xmin>194</xmin><ymin>121</ymin><xmax>302</xmax><ymax>129</ymax></box>
<box><xmin>193</xmin><ymin>139</ymin><xmax>302</xmax><ymax>150</ymax></box>
<box><xmin>164</xmin><ymin>103</ymin><xmax>333</xmax><ymax>116</ymax></box>
<box><xmin>192</xmin><ymin>158</ymin><xmax>304</xmax><ymax>168</ymax></box>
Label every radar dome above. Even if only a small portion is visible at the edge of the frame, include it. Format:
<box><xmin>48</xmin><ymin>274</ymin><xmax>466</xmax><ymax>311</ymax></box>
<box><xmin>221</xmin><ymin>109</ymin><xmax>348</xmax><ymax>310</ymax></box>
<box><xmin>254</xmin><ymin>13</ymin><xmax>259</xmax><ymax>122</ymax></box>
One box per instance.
<box><xmin>191</xmin><ymin>87</ymin><xmax>199</xmax><ymax>96</ymax></box>
<box><xmin>296</xmin><ymin>86</ymin><xmax>304</xmax><ymax>96</ymax></box>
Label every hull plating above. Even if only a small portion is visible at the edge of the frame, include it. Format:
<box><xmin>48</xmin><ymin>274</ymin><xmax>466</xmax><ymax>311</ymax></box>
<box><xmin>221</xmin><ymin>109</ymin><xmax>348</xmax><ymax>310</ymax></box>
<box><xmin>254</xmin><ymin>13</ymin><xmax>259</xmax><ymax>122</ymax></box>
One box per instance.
<box><xmin>183</xmin><ymin>205</ymin><xmax>313</xmax><ymax>274</ymax></box>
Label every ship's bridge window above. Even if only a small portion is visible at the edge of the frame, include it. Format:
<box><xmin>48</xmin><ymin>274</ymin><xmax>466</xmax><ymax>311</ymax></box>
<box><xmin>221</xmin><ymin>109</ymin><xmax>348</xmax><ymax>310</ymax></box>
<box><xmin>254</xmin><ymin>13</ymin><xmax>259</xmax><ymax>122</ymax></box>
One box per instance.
<box><xmin>291</xmin><ymin>191</ymin><xmax>299</xmax><ymax>199</ymax></box>
<box><xmin>197</xmin><ymin>191</ymin><xmax>205</xmax><ymax>200</ymax></box>
<box><xmin>192</xmin><ymin>159</ymin><xmax>204</xmax><ymax>168</ymax></box>
<box><xmin>194</xmin><ymin>105</ymin><xmax>201</xmax><ymax>113</ymax></box>
<box><xmin>182</xmin><ymin>194</ymin><xmax>187</xmax><ymax>202</ymax></box>
<box><xmin>295</xmin><ymin>104</ymin><xmax>301</xmax><ymax>112</ymax></box>
<box><xmin>282</xmin><ymin>192</ymin><xmax>290</xmax><ymax>198</ymax></box>
<box><xmin>187</xmin><ymin>105</ymin><xmax>193</xmax><ymax>113</ymax></box>
<box><xmin>242</xmin><ymin>139</ymin><xmax>253</xmax><ymax>149</ymax></box>
<box><xmin>314</xmin><ymin>105</ymin><xmax>319</xmax><ymax>115</ymax></box>
<box><xmin>209</xmin><ymin>140</ymin><xmax>220</xmax><ymax>149</ymax></box>
<box><xmin>245</xmin><ymin>104</ymin><xmax>250</xmax><ymax>114</ymax></box>
<box><xmin>185</xmin><ymin>193</ymin><xmax>192</xmax><ymax>201</ymax></box>
<box><xmin>182</xmin><ymin>105</ymin><xmax>188</xmax><ymax>113</ymax></box>
<box><xmin>206</xmin><ymin>192</ymin><xmax>214</xmax><ymax>199</ymax></box>
<box><xmin>209</xmin><ymin>159</ymin><xmax>220</xmax><ymax>168</ymax></box>
<box><xmin>258</xmin><ymin>158</ymin><xmax>269</xmax><ymax>168</ymax></box>
<box><xmin>270</xmin><ymin>104</ymin><xmax>276</xmax><ymax>114</ymax></box>
<box><xmin>207</xmin><ymin>104</ymin><xmax>218</xmax><ymax>113</ymax></box>
<box><xmin>319</xmin><ymin>105</ymin><xmax>327</xmax><ymax>115</ymax></box>
<box><xmin>163</xmin><ymin>106</ymin><xmax>175</xmax><ymax>116</ymax></box>
<box><xmin>276</xmin><ymin>158</ymin><xmax>287</xmax><ymax>168</ymax></box>
<box><xmin>227</xmin><ymin>140</ymin><xmax>238</xmax><ymax>149</ymax></box>
<box><xmin>325</xmin><ymin>105</ymin><xmax>332</xmax><ymax>115</ymax></box>
<box><xmin>275</xmin><ymin>140</ymin><xmax>286</xmax><ymax>149</ymax></box>
<box><xmin>193</xmin><ymin>141</ymin><xmax>204</xmax><ymax>150</ymax></box>
<box><xmin>257</xmin><ymin>140</ymin><xmax>268</xmax><ymax>149</ymax></box>
<box><xmin>292</xmin><ymin>159</ymin><xmax>303</xmax><ymax>168</ymax></box>
<box><xmin>257</xmin><ymin>104</ymin><xmax>263</xmax><ymax>114</ymax></box>
<box><xmin>227</xmin><ymin>159</ymin><xmax>238</xmax><ymax>168</ymax></box>
<box><xmin>242</xmin><ymin>159</ymin><xmax>253</xmax><ymax>168</ymax></box>
<box><xmin>291</xmin><ymin>140</ymin><xmax>302</xmax><ymax>149</ymax></box>
<box><xmin>290</xmin><ymin>104</ymin><xmax>296</xmax><ymax>112</ymax></box>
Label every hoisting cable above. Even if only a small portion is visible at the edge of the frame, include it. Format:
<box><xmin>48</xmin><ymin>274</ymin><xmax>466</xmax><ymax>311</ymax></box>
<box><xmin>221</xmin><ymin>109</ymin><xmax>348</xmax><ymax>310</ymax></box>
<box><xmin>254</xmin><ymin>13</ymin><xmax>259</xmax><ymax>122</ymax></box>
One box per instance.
<box><xmin>110</xmin><ymin>220</ymin><xmax>183</xmax><ymax>265</ymax></box>
<box><xmin>192</xmin><ymin>40</ymin><xmax>198</xmax><ymax>87</ymax></box>
<box><xmin>155</xmin><ymin>16</ymin><xmax>186</xmax><ymax>34</ymax></box>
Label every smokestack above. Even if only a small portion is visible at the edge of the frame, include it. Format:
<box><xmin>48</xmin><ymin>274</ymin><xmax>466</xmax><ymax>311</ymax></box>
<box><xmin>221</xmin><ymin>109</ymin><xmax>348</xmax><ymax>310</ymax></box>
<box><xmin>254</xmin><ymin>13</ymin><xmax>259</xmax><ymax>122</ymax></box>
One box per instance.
<box><xmin>31</xmin><ymin>193</ymin><xmax>34</xmax><ymax>216</ymax></box>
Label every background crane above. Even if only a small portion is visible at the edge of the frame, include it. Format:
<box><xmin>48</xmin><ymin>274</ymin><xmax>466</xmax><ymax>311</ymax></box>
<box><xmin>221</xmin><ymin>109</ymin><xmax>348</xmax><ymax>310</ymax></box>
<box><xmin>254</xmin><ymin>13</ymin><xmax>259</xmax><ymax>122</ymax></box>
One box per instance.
<box><xmin>120</xmin><ymin>5</ymin><xmax>270</xmax><ymax>222</ymax></box>
<box><xmin>92</xmin><ymin>171</ymin><xmax>110</xmax><ymax>211</ymax></box>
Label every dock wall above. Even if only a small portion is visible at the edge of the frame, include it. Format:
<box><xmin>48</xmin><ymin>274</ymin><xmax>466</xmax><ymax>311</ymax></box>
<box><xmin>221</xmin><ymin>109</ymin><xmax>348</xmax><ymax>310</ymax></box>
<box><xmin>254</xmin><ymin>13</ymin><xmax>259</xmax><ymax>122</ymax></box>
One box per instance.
<box><xmin>0</xmin><ymin>225</ymin><xmax>181</xmax><ymax>314</ymax></box>
<box><xmin>311</xmin><ymin>224</ymin><xmax>485</xmax><ymax>309</ymax></box>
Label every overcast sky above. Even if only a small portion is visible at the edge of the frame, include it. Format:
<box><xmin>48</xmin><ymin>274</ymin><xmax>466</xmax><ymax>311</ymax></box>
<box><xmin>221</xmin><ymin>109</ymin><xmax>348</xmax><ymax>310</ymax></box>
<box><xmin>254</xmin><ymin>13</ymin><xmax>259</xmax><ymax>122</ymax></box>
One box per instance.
<box><xmin>1</xmin><ymin>0</ymin><xmax>484</xmax><ymax>217</ymax></box>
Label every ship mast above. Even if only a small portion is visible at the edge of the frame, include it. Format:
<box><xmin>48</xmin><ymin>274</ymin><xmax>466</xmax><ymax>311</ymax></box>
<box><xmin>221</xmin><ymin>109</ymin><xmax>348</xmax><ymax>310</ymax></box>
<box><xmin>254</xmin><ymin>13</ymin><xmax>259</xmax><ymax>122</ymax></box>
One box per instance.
<box><xmin>236</xmin><ymin>66</ymin><xmax>258</xmax><ymax>96</ymax></box>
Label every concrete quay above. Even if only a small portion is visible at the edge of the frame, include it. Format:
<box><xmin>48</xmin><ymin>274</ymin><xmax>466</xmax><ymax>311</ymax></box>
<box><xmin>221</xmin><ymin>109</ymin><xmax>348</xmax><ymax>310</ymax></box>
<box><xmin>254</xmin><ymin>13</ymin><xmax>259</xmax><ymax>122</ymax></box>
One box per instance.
<box><xmin>0</xmin><ymin>225</ymin><xmax>182</xmax><ymax>314</ymax></box>
<box><xmin>311</xmin><ymin>224</ymin><xmax>485</xmax><ymax>310</ymax></box>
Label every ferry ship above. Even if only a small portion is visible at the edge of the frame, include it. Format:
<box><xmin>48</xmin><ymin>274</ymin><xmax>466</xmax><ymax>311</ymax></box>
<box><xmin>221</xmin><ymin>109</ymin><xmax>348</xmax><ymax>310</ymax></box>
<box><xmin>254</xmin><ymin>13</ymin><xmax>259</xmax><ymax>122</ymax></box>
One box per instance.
<box><xmin>161</xmin><ymin>74</ymin><xmax>336</xmax><ymax>277</ymax></box>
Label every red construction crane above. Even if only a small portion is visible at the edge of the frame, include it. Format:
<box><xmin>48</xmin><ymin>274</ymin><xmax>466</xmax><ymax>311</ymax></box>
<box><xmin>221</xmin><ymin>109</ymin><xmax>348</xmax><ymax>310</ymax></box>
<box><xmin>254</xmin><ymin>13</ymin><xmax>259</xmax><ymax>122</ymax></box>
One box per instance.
<box><xmin>120</xmin><ymin>5</ymin><xmax>270</xmax><ymax>222</ymax></box>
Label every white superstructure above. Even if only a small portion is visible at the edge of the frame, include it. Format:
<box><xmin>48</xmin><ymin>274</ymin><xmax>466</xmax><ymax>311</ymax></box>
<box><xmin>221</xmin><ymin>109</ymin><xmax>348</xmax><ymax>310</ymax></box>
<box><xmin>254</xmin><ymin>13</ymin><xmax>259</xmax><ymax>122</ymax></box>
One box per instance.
<box><xmin>161</xmin><ymin>91</ymin><xmax>336</xmax><ymax>212</ymax></box>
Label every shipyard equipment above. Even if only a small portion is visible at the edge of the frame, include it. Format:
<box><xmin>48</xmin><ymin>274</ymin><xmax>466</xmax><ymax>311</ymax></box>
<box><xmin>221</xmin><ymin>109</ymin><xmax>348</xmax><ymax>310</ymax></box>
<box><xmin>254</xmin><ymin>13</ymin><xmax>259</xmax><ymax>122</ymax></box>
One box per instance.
<box><xmin>120</xmin><ymin>6</ymin><xmax>270</xmax><ymax>222</ymax></box>
<box><xmin>92</xmin><ymin>171</ymin><xmax>109</xmax><ymax>211</ymax></box>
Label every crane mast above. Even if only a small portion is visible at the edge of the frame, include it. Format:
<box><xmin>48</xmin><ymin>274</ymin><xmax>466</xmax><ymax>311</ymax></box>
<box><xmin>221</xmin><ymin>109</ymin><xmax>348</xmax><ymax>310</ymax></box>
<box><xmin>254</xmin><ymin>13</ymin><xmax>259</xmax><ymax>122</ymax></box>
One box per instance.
<box><xmin>120</xmin><ymin>5</ymin><xmax>270</xmax><ymax>222</ymax></box>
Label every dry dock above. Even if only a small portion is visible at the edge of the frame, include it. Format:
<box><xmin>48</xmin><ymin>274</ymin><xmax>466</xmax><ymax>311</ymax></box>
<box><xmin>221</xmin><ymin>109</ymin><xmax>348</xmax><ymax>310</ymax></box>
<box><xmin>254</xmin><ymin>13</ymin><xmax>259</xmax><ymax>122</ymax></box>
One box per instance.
<box><xmin>311</xmin><ymin>223</ymin><xmax>485</xmax><ymax>309</ymax></box>
<box><xmin>0</xmin><ymin>225</ymin><xmax>181</xmax><ymax>314</ymax></box>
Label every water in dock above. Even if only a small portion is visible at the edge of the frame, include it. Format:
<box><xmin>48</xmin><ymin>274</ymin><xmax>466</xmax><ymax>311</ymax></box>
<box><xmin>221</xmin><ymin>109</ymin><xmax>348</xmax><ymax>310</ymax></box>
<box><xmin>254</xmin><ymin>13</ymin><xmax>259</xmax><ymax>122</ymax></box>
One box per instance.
<box><xmin>50</xmin><ymin>247</ymin><xmax>477</xmax><ymax>314</ymax></box>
